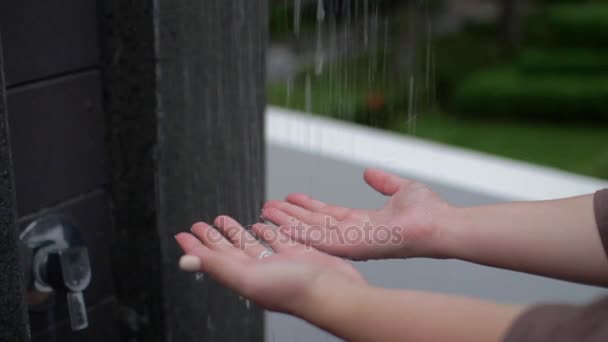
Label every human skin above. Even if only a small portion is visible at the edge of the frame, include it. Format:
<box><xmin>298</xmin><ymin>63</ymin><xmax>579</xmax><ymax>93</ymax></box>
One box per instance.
<box><xmin>175</xmin><ymin>215</ymin><xmax>522</xmax><ymax>342</ymax></box>
<box><xmin>263</xmin><ymin>168</ymin><xmax>608</xmax><ymax>286</ymax></box>
<box><xmin>175</xmin><ymin>168</ymin><xmax>606</xmax><ymax>341</ymax></box>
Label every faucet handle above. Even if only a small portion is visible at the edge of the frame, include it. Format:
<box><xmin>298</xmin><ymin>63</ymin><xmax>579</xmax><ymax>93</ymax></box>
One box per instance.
<box><xmin>66</xmin><ymin>291</ymin><xmax>88</xmax><ymax>331</ymax></box>
<box><xmin>58</xmin><ymin>247</ymin><xmax>91</xmax><ymax>293</ymax></box>
<box><xmin>58</xmin><ymin>247</ymin><xmax>91</xmax><ymax>331</ymax></box>
<box><xmin>20</xmin><ymin>217</ymin><xmax>92</xmax><ymax>331</ymax></box>
<box><xmin>46</xmin><ymin>247</ymin><xmax>91</xmax><ymax>331</ymax></box>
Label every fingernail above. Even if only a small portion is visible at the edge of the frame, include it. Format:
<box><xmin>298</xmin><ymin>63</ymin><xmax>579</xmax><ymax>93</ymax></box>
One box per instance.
<box><xmin>179</xmin><ymin>255</ymin><xmax>201</xmax><ymax>272</ymax></box>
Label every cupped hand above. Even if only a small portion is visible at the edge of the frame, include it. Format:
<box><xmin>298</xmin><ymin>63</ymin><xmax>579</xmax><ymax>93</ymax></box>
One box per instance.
<box><xmin>175</xmin><ymin>215</ymin><xmax>366</xmax><ymax>315</ymax></box>
<box><xmin>262</xmin><ymin>168</ymin><xmax>454</xmax><ymax>260</ymax></box>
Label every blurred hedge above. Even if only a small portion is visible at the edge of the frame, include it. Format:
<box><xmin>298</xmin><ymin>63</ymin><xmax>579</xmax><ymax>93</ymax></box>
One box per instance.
<box><xmin>527</xmin><ymin>3</ymin><xmax>608</xmax><ymax>47</ymax></box>
<box><xmin>455</xmin><ymin>2</ymin><xmax>608</xmax><ymax>121</ymax></box>
<box><xmin>455</xmin><ymin>68</ymin><xmax>608</xmax><ymax>121</ymax></box>
<box><xmin>269</xmin><ymin>2</ymin><xmax>318</xmax><ymax>39</ymax></box>
<box><xmin>518</xmin><ymin>49</ymin><xmax>608</xmax><ymax>75</ymax></box>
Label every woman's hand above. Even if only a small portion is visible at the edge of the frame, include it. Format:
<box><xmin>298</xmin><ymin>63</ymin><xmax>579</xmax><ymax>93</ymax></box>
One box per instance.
<box><xmin>262</xmin><ymin>168</ymin><xmax>455</xmax><ymax>260</ymax></box>
<box><xmin>175</xmin><ymin>215</ymin><xmax>366</xmax><ymax>315</ymax></box>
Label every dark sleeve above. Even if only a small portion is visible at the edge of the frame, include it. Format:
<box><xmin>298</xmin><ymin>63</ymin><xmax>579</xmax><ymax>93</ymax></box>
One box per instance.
<box><xmin>503</xmin><ymin>297</ymin><xmax>608</xmax><ymax>342</ymax></box>
<box><xmin>503</xmin><ymin>189</ymin><xmax>608</xmax><ymax>342</ymax></box>
<box><xmin>595</xmin><ymin>189</ymin><xmax>608</xmax><ymax>257</ymax></box>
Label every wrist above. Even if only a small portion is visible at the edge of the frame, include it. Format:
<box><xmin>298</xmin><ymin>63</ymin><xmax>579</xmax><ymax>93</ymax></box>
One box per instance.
<box><xmin>429</xmin><ymin>206</ymin><xmax>474</xmax><ymax>259</ymax></box>
<box><xmin>295</xmin><ymin>271</ymin><xmax>370</xmax><ymax>326</ymax></box>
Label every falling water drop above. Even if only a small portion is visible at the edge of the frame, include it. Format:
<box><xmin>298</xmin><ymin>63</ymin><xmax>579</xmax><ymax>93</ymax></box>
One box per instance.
<box><xmin>286</xmin><ymin>76</ymin><xmax>294</xmax><ymax>106</ymax></box>
<box><xmin>314</xmin><ymin>51</ymin><xmax>324</xmax><ymax>75</ymax></box>
<box><xmin>304</xmin><ymin>72</ymin><xmax>314</xmax><ymax>191</ymax></box>
<box><xmin>305</xmin><ymin>73</ymin><xmax>312</xmax><ymax>113</ymax></box>
<box><xmin>315</xmin><ymin>49</ymin><xmax>325</xmax><ymax>76</ymax></box>
<box><xmin>294</xmin><ymin>0</ymin><xmax>302</xmax><ymax>36</ymax></box>
<box><xmin>424</xmin><ymin>3</ymin><xmax>433</xmax><ymax>108</ymax></box>
<box><xmin>382</xmin><ymin>18</ymin><xmax>389</xmax><ymax>86</ymax></box>
<box><xmin>317</xmin><ymin>0</ymin><xmax>325</xmax><ymax>21</ymax></box>
<box><xmin>206</xmin><ymin>316</ymin><xmax>215</xmax><ymax>332</ymax></box>
<box><xmin>315</xmin><ymin>0</ymin><xmax>326</xmax><ymax>75</ymax></box>
<box><xmin>407</xmin><ymin>76</ymin><xmax>417</xmax><ymax>134</ymax></box>
<box><xmin>368</xmin><ymin>2</ymin><xmax>380</xmax><ymax>86</ymax></box>
<box><xmin>363</xmin><ymin>0</ymin><xmax>369</xmax><ymax>47</ymax></box>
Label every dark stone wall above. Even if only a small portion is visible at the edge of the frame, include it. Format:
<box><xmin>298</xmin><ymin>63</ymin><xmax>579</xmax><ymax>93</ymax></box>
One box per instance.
<box><xmin>2</xmin><ymin>0</ymin><xmax>266</xmax><ymax>340</ymax></box>
<box><xmin>100</xmin><ymin>1</ymin><xmax>164</xmax><ymax>340</ymax></box>
<box><xmin>154</xmin><ymin>0</ymin><xmax>267</xmax><ymax>340</ymax></box>
<box><xmin>2</xmin><ymin>2</ymin><xmax>119</xmax><ymax>340</ymax></box>
<box><xmin>0</xmin><ymin>0</ymin><xmax>99</xmax><ymax>87</ymax></box>
<box><xmin>0</xmin><ymin>36</ymin><xmax>30</xmax><ymax>342</ymax></box>
<box><xmin>102</xmin><ymin>0</ymin><xmax>267</xmax><ymax>340</ymax></box>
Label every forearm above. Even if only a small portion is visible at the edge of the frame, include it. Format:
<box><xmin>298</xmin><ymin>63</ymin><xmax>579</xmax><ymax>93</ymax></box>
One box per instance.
<box><xmin>299</xmin><ymin>282</ymin><xmax>523</xmax><ymax>342</ymax></box>
<box><xmin>439</xmin><ymin>194</ymin><xmax>608</xmax><ymax>286</ymax></box>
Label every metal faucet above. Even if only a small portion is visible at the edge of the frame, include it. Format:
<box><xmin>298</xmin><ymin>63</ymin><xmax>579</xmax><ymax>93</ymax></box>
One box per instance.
<box><xmin>19</xmin><ymin>216</ymin><xmax>91</xmax><ymax>331</ymax></box>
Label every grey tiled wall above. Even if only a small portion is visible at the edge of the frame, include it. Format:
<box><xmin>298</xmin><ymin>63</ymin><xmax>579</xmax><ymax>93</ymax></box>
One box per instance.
<box><xmin>0</xmin><ymin>1</ymin><xmax>119</xmax><ymax>340</ymax></box>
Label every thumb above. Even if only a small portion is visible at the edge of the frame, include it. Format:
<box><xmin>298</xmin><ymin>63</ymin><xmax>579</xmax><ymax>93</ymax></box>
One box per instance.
<box><xmin>363</xmin><ymin>168</ymin><xmax>409</xmax><ymax>196</ymax></box>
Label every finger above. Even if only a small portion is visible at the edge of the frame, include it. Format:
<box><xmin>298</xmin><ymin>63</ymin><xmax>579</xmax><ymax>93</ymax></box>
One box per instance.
<box><xmin>261</xmin><ymin>206</ymin><xmax>296</xmax><ymax>226</ymax></box>
<box><xmin>176</xmin><ymin>232</ymin><xmax>247</xmax><ymax>263</ymax></box>
<box><xmin>179</xmin><ymin>255</ymin><xmax>202</xmax><ymax>272</ymax></box>
<box><xmin>251</xmin><ymin>223</ymin><xmax>300</xmax><ymax>252</ymax></box>
<box><xmin>259</xmin><ymin>209</ymin><xmax>334</xmax><ymax>248</ymax></box>
<box><xmin>263</xmin><ymin>200</ymin><xmax>332</xmax><ymax>226</ymax></box>
<box><xmin>260</xmin><ymin>209</ymin><xmax>362</xmax><ymax>259</ymax></box>
<box><xmin>363</xmin><ymin>168</ymin><xmax>411</xmax><ymax>196</ymax></box>
<box><xmin>190</xmin><ymin>221</ymin><xmax>235</xmax><ymax>252</ymax></box>
<box><xmin>214</xmin><ymin>215</ymin><xmax>268</xmax><ymax>258</ymax></box>
<box><xmin>282</xmin><ymin>193</ymin><xmax>325</xmax><ymax>211</ymax></box>
<box><xmin>186</xmin><ymin>245</ymin><xmax>249</xmax><ymax>293</ymax></box>
<box><xmin>284</xmin><ymin>193</ymin><xmax>351</xmax><ymax>220</ymax></box>
<box><xmin>176</xmin><ymin>233</ymin><xmax>250</xmax><ymax>293</ymax></box>
<box><xmin>175</xmin><ymin>232</ymin><xmax>207</xmax><ymax>257</ymax></box>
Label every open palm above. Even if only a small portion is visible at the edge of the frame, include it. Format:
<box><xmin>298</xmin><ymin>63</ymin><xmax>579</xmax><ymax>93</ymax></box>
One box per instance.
<box><xmin>175</xmin><ymin>215</ymin><xmax>365</xmax><ymax>314</ymax></box>
<box><xmin>262</xmin><ymin>169</ymin><xmax>452</xmax><ymax>260</ymax></box>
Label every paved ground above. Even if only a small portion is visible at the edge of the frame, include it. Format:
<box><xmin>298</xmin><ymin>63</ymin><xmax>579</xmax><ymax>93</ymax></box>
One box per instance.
<box><xmin>265</xmin><ymin>143</ymin><xmax>607</xmax><ymax>342</ymax></box>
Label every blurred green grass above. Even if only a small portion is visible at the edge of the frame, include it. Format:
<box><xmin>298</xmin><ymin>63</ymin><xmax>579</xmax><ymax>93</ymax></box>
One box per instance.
<box><xmin>268</xmin><ymin>56</ymin><xmax>608</xmax><ymax>180</ymax></box>
<box><xmin>269</xmin><ymin>78</ymin><xmax>608</xmax><ymax>179</ymax></box>
<box><xmin>396</xmin><ymin>113</ymin><xmax>608</xmax><ymax>179</ymax></box>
